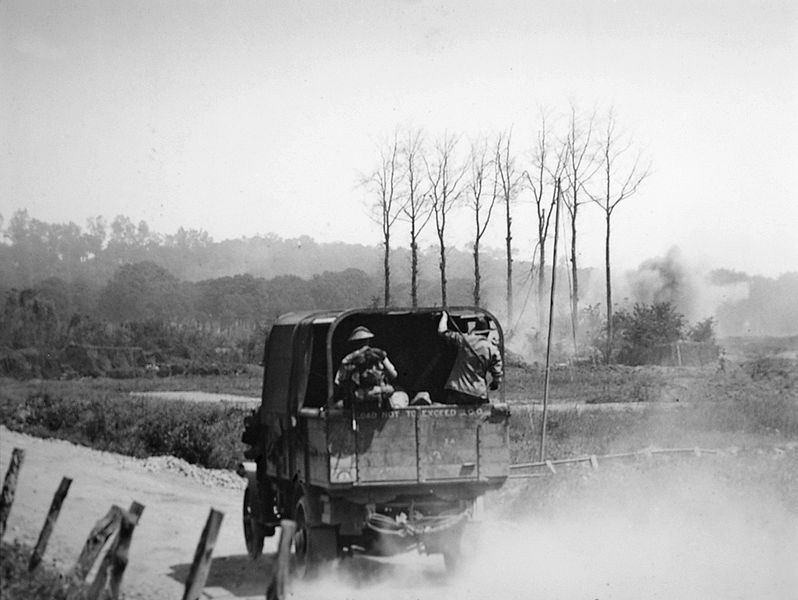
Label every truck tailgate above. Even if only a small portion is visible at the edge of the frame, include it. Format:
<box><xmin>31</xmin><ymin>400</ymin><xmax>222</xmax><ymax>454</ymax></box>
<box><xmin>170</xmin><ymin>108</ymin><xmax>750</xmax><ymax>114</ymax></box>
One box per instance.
<box><xmin>417</xmin><ymin>408</ymin><xmax>479</xmax><ymax>480</ymax></box>
<box><xmin>316</xmin><ymin>406</ymin><xmax>508</xmax><ymax>487</ymax></box>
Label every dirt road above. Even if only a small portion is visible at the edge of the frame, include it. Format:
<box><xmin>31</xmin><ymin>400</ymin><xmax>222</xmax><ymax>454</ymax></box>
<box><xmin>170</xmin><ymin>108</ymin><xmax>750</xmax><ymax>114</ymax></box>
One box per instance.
<box><xmin>1</xmin><ymin>426</ymin><xmax>274</xmax><ymax>599</ymax></box>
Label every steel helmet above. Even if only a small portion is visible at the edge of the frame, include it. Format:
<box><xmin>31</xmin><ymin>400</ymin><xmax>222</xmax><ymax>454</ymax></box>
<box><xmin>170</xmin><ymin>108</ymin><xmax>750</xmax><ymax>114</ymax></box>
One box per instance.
<box><xmin>347</xmin><ymin>326</ymin><xmax>375</xmax><ymax>342</ymax></box>
<box><xmin>472</xmin><ymin>317</ymin><xmax>491</xmax><ymax>332</ymax></box>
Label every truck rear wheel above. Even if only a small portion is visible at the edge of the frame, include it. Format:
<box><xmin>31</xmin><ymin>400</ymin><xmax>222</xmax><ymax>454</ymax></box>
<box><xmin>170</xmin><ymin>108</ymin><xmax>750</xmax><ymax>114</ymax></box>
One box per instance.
<box><xmin>291</xmin><ymin>496</ymin><xmax>338</xmax><ymax>578</ymax></box>
<box><xmin>243</xmin><ymin>486</ymin><xmax>265</xmax><ymax>559</ymax></box>
<box><xmin>426</xmin><ymin>521</ymin><xmax>466</xmax><ymax>573</ymax></box>
<box><xmin>443</xmin><ymin>542</ymin><xmax>463</xmax><ymax>572</ymax></box>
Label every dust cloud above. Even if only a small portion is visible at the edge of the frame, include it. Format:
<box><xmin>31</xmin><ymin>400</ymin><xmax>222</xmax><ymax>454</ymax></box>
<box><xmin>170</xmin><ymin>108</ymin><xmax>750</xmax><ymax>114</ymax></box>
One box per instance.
<box><xmin>290</xmin><ymin>459</ymin><xmax>798</xmax><ymax>599</ymax></box>
<box><xmin>619</xmin><ymin>246</ymin><xmax>748</xmax><ymax>326</ymax></box>
<box><xmin>505</xmin><ymin>245</ymin><xmax>752</xmax><ymax>361</ymax></box>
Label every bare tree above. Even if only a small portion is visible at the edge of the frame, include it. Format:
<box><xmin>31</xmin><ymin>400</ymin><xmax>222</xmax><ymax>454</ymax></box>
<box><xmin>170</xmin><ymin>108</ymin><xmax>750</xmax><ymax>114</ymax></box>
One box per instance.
<box><xmin>562</xmin><ymin>105</ymin><xmax>599</xmax><ymax>347</ymax></box>
<box><xmin>591</xmin><ymin>109</ymin><xmax>651</xmax><ymax>362</ymax></box>
<box><xmin>524</xmin><ymin>112</ymin><xmax>565</xmax><ymax>332</ymax></box>
<box><xmin>495</xmin><ymin>130</ymin><xmax>519</xmax><ymax>326</ymax></box>
<box><xmin>426</xmin><ymin>133</ymin><xmax>466</xmax><ymax>307</ymax></box>
<box><xmin>399</xmin><ymin>129</ymin><xmax>432</xmax><ymax>308</ymax></box>
<box><xmin>363</xmin><ymin>133</ymin><xmax>405</xmax><ymax>307</ymax></box>
<box><xmin>467</xmin><ymin>137</ymin><xmax>499</xmax><ymax>306</ymax></box>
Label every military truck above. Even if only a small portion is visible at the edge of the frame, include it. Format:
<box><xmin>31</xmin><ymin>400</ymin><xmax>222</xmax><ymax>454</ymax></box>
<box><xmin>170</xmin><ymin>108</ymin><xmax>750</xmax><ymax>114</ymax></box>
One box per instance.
<box><xmin>239</xmin><ymin>307</ymin><xmax>510</xmax><ymax>573</ymax></box>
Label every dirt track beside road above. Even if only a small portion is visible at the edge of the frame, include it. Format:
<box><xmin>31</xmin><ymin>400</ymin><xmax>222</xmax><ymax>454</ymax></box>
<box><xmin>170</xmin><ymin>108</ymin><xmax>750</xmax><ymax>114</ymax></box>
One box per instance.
<box><xmin>1</xmin><ymin>426</ymin><xmax>275</xmax><ymax>600</ymax></box>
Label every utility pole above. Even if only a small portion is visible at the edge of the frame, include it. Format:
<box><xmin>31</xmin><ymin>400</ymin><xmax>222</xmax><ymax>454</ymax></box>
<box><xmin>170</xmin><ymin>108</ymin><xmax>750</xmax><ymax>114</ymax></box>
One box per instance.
<box><xmin>539</xmin><ymin>178</ymin><xmax>561</xmax><ymax>462</ymax></box>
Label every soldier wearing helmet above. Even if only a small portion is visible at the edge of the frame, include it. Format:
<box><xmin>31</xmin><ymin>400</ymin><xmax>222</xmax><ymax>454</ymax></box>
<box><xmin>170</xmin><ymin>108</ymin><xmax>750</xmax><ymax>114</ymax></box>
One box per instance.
<box><xmin>334</xmin><ymin>326</ymin><xmax>398</xmax><ymax>408</ymax></box>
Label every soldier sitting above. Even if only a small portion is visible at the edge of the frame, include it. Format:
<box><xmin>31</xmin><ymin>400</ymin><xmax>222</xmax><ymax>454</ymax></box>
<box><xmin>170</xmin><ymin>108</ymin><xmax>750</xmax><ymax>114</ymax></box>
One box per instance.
<box><xmin>334</xmin><ymin>326</ymin><xmax>398</xmax><ymax>409</ymax></box>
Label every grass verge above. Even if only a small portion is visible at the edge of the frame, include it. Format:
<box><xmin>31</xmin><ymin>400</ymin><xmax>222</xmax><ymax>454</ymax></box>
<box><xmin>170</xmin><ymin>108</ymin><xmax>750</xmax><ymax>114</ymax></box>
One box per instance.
<box><xmin>0</xmin><ymin>383</ymin><xmax>249</xmax><ymax>469</ymax></box>
<box><xmin>0</xmin><ymin>541</ymin><xmax>90</xmax><ymax>600</ymax></box>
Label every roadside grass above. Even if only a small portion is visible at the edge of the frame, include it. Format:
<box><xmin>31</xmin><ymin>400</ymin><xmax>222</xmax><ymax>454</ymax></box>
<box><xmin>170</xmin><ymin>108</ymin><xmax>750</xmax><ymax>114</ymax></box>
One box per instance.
<box><xmin>0</xmin><ymin>541</ymin><xmax>89</xmax><ymax>600</ymax></box>
<box><xmin>509</xmin><ymin>394</ymin><xmax>798</xmax><ymax>464</ymax></box>
<box><xmin>509</xmin><ymin>362</ymin><xmax>797</xmax><ymax>463</ymax></box>
<box><xmin>0</xmin><ymin>382</ymin><xmax>249</xmax><ymax>469</ymax></box>
<box><xmin>0</xmin><ymin>370</ymin><xmax>263</xmax><ymax>400</ymax></box>
<box><xmin>504</xmin><ymin>364</ymin><xmax>727</xmax><ymax>404</ymax></box>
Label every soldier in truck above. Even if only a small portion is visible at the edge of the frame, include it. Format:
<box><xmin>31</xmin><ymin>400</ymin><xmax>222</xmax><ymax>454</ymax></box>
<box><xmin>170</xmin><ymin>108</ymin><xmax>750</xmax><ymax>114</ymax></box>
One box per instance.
<box><xmin>437</xmin><ymin>310</ymin><xmax>503</xmax><ymax>405</ymax></box>
<box><xmin>334</xmin><ymin>325</ymin><xmax>398</xmax><ymax>408</ymax></box>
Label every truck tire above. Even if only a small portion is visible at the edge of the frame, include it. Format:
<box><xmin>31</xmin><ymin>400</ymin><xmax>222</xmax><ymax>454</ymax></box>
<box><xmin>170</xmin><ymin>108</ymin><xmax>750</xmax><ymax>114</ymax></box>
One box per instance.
<box><xmin>243</xmin><ymin>485</ymin><xmax>265</xmax><ymax>559</ymax></box>
<box><xmin>426</xmin><ymin>521</ymin><xmax>466</xmax><ymax>573</ymax></box>
<box><xmin>444</xmin><ymin>519</ymin><xmax>471</xmax><ymax>572</ymax></box>
<box><xmin>443</xmin><ymin>542</ymin><xmax>463</xmax><ymax>573</ymax></box>
<box><xmin>291</xmin><ymin>496</ymin><xmax>338</xmax><ymax>578</ymax></box>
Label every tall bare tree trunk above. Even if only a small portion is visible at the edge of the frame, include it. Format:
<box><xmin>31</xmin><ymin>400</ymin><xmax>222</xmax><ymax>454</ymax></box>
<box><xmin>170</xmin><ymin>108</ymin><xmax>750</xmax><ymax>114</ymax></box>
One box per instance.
<box><xmin>410</xmin><ymin>230</ymin><xmax>419</xmax><ymax>307</ymax></box>
<box><xmin>468</xmin><ymin>138</ymin><xmax>496</xmax><ymax>308</ymax></box>
<box><xmin>538</xmin><ymin>241</ymin><xmax>546</xmax><ymax>333</ymax></box>
<box><xmin>605</xmin><ymin>210</ymin><xmax>612</xmax><ymax>363</ymax></box>
<box><xmin>570</xmin><ymin>211</ymin><xmax>579</xmax><ymax>337</ymax></box>
<box><xmin>525</xmin><ymin>113</ymin><xmax>562</xmax><ymax>338</ymax></box>
<box><xmin>506</xmin><ymin>204</ymin><xmax>512</xmax><ymax>322</ymax></box>
<box><xmin>590</xmin><ymin>108</ymin><xmax>650</xmax><ymax>364</ymax></box>
<box><xmin>563</xmin><ymin>105</ymin><xmax>598</xmax><ymax>351</ymax></box>
<box><xmin>400</xmin><ymin>129</ymin><xmax>430</xmax><ymax>308</ymax></box>
<box><xmin>427</xmin><ymin>133</ymin><xmax>465</xmax><ymax>309</ymax></box>
<box><xmin>439</xmin><ymin>244</ymin><xmax>448</xmax><ymax>307</ymax></box>
<box><xmin>473</xmin><ymin>220</ymin><xmax>481</xmax><ymax>306</ymax></box>
<box><xmin>363</xmin><ymin>134</ymin><xmax>404</xmax><ymax>310</ymax></box>
<box><xmin>496</xmin><ymin>131</ymin><xmax>517</xmax><ymax>326</ymax></box>
<box><xmin>383</xmin><ymin>235</ymin><xmax>391</xmax><ymax>307</ymax></box>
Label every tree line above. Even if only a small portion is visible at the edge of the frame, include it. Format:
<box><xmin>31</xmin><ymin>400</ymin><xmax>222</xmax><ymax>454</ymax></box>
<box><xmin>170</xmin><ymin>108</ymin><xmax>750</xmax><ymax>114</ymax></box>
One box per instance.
<box><xmin>0</xmin><ymin>234</ymin><xmax>794</xmax><ymax>379</ymax></box>
<box><xmin>0</xmin><ymin>210</ymin><xmax>405</xmax><ymax>290</ymax></box>
<box><xmin>0</xmin><ymin>255</ymin><xmax>499</xmax><ymax>378</ymax></box>
<box><xmin>0</xmin><ymin>263</ymin><xmax>379</xmax><ymax>377</ymax></box>
<box><xmin>362</xmin><ymin>106</ymin><xmax>650</xmax><ymax>362</ymax></box>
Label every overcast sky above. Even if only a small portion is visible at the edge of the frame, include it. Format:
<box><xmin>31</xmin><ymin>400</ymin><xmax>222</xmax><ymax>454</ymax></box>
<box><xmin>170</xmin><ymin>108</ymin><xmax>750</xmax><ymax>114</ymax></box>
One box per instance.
<box><xmin>1</xmin><ymin>0</ymin><xmax>796</xmax><ymax>277</ymax></box>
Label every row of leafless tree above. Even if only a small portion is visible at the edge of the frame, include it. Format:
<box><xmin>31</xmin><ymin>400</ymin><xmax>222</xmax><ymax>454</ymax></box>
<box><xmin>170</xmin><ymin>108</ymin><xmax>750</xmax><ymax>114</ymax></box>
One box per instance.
<box><xmin>362</xmin><ymin>106</ymin><xmax>650</xmax><ymax>358</ymax></box>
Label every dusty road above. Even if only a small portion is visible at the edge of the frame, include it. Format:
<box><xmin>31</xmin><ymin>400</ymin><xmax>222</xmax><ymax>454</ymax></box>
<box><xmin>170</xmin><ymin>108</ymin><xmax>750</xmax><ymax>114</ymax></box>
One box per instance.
<box><xmin>1</xmin><ymin>426</ymin><xmax>274</xmax><ymax>599</ymax></box>
<box><xmin>4</xmin><ymin>426</ymin><xmax>798</xmax><ymax>600</ymax></box>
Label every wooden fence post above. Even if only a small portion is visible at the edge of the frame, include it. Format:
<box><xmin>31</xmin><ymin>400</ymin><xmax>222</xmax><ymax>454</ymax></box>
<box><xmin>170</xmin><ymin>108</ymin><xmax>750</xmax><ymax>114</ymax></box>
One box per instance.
<box><xmin>87</xmin><ymin>501</ymin><xmax>144</xmax><ymax>600</ymax></box>
<box><xmin>71</xmin><ymin>505</ymin><xmax>123</xmax><ymax>582</ymax></box>
<box><xmin>0</xmin><ymin>447</ymin><xmax>25</xmax><ymax>542</ymax></box>
<box><xmin>107</xmin><ymin>502</ymin><xmax>144</xmax><ymax>600</ymax></box>
<box><xmin>182</xmin><ymin>508</ymin><xmax>225</xmax><ymax>600</ymax></box>
<box><xmin>28</xmin><ymin>476</ymin><xmax>72</xmax><ymax>571</ymax></box>
<box><xmin>266</xmin><ymin>519</ymin><xmax>296</xmax><ymax>600</ymax></box>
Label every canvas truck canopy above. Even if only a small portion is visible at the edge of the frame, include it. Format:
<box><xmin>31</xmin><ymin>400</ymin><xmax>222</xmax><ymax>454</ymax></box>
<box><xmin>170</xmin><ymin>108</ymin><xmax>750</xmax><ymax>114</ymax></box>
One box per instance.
<box><xmin>259</xmin><ymin>311</ymin><xmax>337</xmax><ymax>436</ymax></box>
<box><xmin>259</xmin><ymin>307</ymin><xmax>504</xmax><ymax>434</ymax></box>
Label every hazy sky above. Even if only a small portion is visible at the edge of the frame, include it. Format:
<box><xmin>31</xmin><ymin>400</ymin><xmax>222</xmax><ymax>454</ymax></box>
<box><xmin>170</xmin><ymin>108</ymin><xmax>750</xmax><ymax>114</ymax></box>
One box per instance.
<box><xmin>2</xmin><ymin>0</ymin><xmax>796</xmax><ymax>276</ymax></box>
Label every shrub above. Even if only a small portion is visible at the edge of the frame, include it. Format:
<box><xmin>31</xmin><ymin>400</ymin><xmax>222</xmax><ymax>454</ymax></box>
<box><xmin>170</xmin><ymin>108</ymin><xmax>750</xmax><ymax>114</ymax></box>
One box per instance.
<box><xmin>1</xmin><ymin>541</ymin><xmax>88</xmax><ymax>600</ymax></box>
<box><xmin>0</xmin><ymin>387</ymin><xmax>248</xmax><ymax>469</ymax></box>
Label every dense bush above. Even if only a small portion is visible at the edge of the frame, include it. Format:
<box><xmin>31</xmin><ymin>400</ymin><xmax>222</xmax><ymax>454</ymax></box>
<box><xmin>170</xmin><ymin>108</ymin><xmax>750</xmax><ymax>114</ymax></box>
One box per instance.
<box><xmin>0</xmin><ymin>388</ymin><xmax>248</xmax><ymax>469</ymax></box>
<box><xmin>594</xmin><ymin>302</ymin><xmax>719</xmax><ymax>365</ymax></box>
<box><xmin>614</xmin><ymin>302</ymin><xmax>685</xmax><ymax>364</ymax></box>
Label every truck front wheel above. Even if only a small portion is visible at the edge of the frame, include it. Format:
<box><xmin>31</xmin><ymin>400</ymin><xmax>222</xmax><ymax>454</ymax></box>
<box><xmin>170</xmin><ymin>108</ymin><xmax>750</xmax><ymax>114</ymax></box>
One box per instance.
<box><xmin>243</xmin><ymin>486</ymin><xmax>266</xmax><ymax>559</ymax></box>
